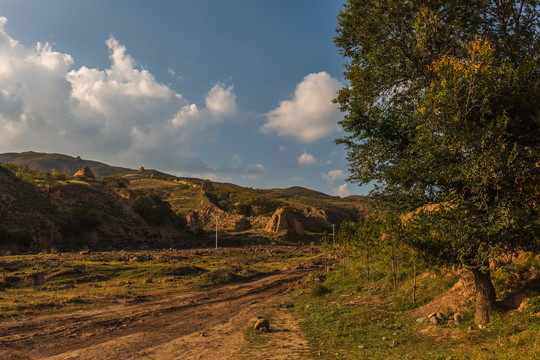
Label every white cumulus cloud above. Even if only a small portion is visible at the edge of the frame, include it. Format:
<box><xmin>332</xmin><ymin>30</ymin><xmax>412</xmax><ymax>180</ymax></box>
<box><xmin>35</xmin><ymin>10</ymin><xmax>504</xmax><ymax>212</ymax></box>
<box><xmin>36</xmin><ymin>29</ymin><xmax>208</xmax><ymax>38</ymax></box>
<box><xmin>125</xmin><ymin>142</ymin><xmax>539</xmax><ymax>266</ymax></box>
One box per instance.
<box><xmin>0</xmin><ymin>16</ymin><xmax>241</xmax><ymax>176</ymax></box>
<box><xmin>261</xmin><ymin>71</ymin><xmax>342</xmax><ymax>142</ymax></box>
<box><xmin>322</xmin><ymin>169</ymin><xmax>347</xmax><ymax>184</ymax></box>
<box><xmin>205</xmin><ymin>83</ymin><xmax>237</xmax><ymax>118</ymax></box>
<box><xmin>297</xmin><ymin>151</ymin><xmax>317</xmax><ymax>165</ymax></box>
<box><xmin>332</xmin><ymin>183</ymin><xmax>350</xmax><ymax>197</ymax></box>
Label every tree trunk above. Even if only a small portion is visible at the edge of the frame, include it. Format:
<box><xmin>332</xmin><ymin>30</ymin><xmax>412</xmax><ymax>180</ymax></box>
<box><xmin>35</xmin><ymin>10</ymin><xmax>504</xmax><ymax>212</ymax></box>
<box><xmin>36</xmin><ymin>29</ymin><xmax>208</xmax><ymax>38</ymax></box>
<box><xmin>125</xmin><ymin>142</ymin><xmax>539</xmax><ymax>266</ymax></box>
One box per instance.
<box><xmin>471</xmin><ymin>265</ymin><xmax>496</xmax><ymax>326</ymax></box>
<box><xmin>390</xmin><ymin>245</ymin><xmax>397</xmax><ymax>289</ymax></box>
<box><xmin>366</xmin><ymin>250</ymin><xmax>370</xmax><ymax>282</ymax></box>
<box><xmin>412</xmin><ymin>260</ymin><xmax>417</xmax><ymax>307</ymax></box>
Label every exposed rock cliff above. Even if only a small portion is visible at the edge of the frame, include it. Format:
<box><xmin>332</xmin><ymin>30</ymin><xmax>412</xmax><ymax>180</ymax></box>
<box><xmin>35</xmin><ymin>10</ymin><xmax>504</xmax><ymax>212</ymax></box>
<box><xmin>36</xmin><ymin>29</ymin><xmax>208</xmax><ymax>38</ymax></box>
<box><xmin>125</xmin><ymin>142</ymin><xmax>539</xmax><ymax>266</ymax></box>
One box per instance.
<box><xmin>266</xmin><ymin>207</ymin><xmax>304</xmax><ymax>235</ymax></box>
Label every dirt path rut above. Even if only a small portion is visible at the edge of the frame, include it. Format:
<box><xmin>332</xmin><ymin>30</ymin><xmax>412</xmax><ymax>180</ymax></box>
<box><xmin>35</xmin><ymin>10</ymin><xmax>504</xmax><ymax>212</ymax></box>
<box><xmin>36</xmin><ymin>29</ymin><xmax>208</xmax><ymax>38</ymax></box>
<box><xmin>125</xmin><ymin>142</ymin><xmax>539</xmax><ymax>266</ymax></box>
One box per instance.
<box><xmin>0</xmin><ymin>269</ymin><xmax>313</xmax><ymax>359</ymax></box>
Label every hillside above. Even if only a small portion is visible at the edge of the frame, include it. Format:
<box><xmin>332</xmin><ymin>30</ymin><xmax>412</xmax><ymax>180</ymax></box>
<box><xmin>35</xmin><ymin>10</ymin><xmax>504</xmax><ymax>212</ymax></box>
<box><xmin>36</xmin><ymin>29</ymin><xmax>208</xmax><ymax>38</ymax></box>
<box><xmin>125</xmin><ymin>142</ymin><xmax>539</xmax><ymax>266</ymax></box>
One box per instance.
<box><xmin>0</xmin><ymin>151</ymin><xmax>172</xmax><ymax>179</ymax></box>
<box><xmin>0</xmin><ymin>152</ymin><xmax>372</xmax><ymax>252</ymax></box>
<box><xmin>0</xmin><ymin>164</ymin><xmax>192</xmax><ymax>253</ymax></box>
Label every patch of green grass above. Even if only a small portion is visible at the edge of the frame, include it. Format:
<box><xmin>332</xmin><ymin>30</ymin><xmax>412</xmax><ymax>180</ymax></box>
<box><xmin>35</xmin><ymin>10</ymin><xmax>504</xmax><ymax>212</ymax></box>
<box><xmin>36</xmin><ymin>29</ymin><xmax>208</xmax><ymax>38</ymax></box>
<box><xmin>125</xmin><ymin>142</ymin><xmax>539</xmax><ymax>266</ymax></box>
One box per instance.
<box><xmin>292</xmin><ymin>254</ymin><xmax>540</xmax><ymax>359</ymax></box>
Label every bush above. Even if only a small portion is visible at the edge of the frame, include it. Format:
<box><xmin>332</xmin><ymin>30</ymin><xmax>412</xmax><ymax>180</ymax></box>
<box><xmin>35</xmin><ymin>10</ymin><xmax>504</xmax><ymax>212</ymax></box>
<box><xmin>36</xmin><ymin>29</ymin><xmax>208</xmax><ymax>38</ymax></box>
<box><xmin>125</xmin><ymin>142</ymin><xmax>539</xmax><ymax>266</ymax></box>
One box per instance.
<box><xmin>311</xmin><ymin>285</ymin><xmax>332</xmax><ymax>296</ymax></box>
<box><xmin>236</xmin><ymin>203</ymin><xmax>252</xmax><ymax>217</ymax></box>
<box><xmin>134</xmin><ymin>193</ymin><xmax>173</xmax><ymax>225</ymax></box>
<box><xmin>100</xmin><ymin>176</ymin><xmax>130</xmax><ymax>188</ymax></box>
<box><xmin>234</xmin><ymin>218</ymin><xmax>252</xmax><ymax>231</ymax></box>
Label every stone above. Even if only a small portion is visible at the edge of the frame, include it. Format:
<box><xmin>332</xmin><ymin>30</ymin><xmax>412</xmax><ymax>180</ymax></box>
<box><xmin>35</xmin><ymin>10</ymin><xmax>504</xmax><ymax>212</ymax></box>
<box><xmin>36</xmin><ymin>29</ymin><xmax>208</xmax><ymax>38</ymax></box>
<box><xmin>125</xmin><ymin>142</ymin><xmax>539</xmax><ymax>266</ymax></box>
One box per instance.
<box><xmin>201</xmin><ymin>179</ymin><xmax>214</xmax><ymax>191</ymax></box>
<box><xmin>453</xmin><ymin>312</ymin><xmax>464</xmax><ymax>323</ymax></box>
<box><xmin>416</xmin><ymin>317</ymin><xmax>427</xmax><ymax>323</ymax></box>
<box><xmin>265</xmin><ymin>207</ymin><xmax>304</xmax><ymax>235</ymax></box>
<box><xmin>381</xmin><ymin>336</ymin><xmax>388</xmax><ymax>341</ymax></box>
<box><xmin>73</xmin><ymin>167</ymin><xmax>95</xmax><ymax>179</ymax></box>
<box><xmin>143</xmin><ymin>278</ymin><xmax>153</xmax><ymax>284</ymax></box>
<box><xmin>429</xmin><ymin>313</ymin><xmax>441</xmax><ymax>325</ymax></box>
<box><xmin>357</xmin><ymin>345</ymin><xmax>364</xmax><ymax>349</ymax></box>
<box><xmin>436</xmin><ymin>312</ymin><xmax>446</xmax><ymax>320</ymax></box>
<box><xmin>254</xmin><ymin>317</ymin><xmax>270</xmax><ymax>332</ymax></box>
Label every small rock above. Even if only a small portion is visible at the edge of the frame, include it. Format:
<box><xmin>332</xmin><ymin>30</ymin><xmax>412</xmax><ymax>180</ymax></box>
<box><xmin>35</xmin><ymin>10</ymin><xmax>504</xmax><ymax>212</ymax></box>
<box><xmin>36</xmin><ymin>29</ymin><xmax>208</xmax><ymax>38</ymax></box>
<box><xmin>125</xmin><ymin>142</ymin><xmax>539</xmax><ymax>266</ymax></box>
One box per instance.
<box><xmin>478</xmin><ymin>323</ymin><xmax>486</xmax><ymax>329</ymax></box>
<box><xmin>143</xmin><ymin>278</ymin><xmax>153</xmax><ymax>284</ymax></box>
<box><xmin>357</xmin><ymin>345</ymin><xmax>364</xmax><ymax>349</ymax></box>
<box><xmin>453</xmin><ymin>312</ymin><xmax>464</xmax><ymax>323</ymax></box>
<box><xmin>429</xmin><ymin>314</ymin><xmax>441</xmax><ymax>325</ymax></box>
<box><xmin>390</xmin><ymin>340</ymin><xmax>398</xmax><ymax>347</ymax></box>
<box><xmin>254</xmin><ymin>317</ymin><xmax>270</xmax><ymax>332</ymax></box>
<box><xmin>416</xmin><ymin>317</ymin><xmax>426</xmax><ymax>323</ymax></box>
<box><xmin>436</xmin><ymin>312</ymin><xmax>445</xmax><ymax>320</ymax></box>
<box><xmin>382</xmin><ymin>336</ymin><xmax>388</xmax><ymax>341</ymax></box>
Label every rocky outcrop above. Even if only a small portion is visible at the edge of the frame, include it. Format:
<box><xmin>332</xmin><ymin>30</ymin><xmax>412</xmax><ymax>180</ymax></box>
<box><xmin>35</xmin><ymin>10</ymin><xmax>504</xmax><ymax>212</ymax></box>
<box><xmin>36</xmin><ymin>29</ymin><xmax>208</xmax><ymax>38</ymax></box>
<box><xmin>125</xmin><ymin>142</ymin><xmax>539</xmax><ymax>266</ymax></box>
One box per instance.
<box><xmin>266</xmin><ymin>207</ymin><xmax>304</xmax><ymax>235</ymax></box>
<box><xmin>201</xmin><ymin>180</ymin><xmax>214</xmax><ymax>191</ymax></box>
<box><xmin>74</xmin><ymin>167</ymin><xmax>95</xmax><ymax>179</ymax></box>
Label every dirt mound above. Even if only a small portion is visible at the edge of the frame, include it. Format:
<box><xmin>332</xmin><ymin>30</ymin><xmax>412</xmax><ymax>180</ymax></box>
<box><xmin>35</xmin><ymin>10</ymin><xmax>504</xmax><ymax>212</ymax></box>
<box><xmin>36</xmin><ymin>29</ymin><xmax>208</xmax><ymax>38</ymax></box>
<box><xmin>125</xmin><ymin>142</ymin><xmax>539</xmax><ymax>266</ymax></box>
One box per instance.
<box><xmin>410</xmin><ymin>271</ymin><xmax>475</xmax><ymax>319</ymax></box>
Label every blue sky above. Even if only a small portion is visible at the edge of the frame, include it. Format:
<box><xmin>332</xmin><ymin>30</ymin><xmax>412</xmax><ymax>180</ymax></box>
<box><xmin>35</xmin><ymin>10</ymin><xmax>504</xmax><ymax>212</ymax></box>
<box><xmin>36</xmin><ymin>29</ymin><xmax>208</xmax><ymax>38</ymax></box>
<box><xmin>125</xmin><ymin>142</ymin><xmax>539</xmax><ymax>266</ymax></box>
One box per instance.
<box><xmin>0</xmin><ymin>0</ymin><xmax>372</xmax><ymax>195</ymax></box>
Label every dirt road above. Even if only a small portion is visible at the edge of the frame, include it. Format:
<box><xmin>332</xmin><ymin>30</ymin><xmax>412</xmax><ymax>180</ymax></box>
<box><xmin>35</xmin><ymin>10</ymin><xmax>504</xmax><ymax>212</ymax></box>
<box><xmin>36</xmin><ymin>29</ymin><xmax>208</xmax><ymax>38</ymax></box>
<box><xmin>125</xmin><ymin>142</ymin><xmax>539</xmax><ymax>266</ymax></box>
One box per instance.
<box><xmin>0</xmin><ymin>269</ymin><xmax>313</xmax><ymax>359</ymax></box>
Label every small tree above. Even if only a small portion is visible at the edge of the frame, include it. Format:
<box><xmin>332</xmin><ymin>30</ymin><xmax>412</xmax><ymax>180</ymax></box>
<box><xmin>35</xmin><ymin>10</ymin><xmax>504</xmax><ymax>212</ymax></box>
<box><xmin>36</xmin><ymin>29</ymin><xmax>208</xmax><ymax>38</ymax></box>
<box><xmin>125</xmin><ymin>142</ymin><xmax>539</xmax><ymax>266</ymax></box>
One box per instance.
<box><xmin>353</xmin><ymin>214</ymin><xmax>381</xmax><ymax>282</ymax></box>
<box><xmin>382</xmin><ymin>212</ymin><xmax>404</xmax><ymax>289</ymax></box>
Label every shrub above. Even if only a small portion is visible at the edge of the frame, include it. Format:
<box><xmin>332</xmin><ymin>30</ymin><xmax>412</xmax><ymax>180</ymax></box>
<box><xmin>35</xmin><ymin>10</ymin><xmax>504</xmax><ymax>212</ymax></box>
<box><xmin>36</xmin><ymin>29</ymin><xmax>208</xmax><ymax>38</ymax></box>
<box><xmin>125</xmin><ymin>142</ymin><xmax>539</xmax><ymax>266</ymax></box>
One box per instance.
<box><xmin>100</xmin><ymin>176</ymin><xmax>130</xmax><ymax>188</ymax></box>
<box><xmin>234</xmin><ymin>218</ymin><xmax>252</xmax><ymax>231</ymax></box>
<box><xmin>134</xmin><ymin>193</ymin><xmax>173</xmax><ymax>225</ymax></box>
<box><xmin>311</xmin><ymin>285</ymin><xmax>332</xmax><ymax>296</ymax></box>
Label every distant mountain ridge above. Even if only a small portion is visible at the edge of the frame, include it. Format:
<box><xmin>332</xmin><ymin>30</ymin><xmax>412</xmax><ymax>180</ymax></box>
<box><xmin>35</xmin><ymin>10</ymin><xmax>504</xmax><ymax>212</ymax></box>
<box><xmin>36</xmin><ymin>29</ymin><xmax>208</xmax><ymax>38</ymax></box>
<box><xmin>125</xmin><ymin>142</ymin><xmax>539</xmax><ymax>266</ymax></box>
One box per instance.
<box><xmin>0</xmin><ymin>151</ymin><xmax>165</xmax><ymax>179</ymax></box>
<box><xmin>0</xmin><ymin>151</ymin><xmax>365</xmax><ymax>200</ymax></box>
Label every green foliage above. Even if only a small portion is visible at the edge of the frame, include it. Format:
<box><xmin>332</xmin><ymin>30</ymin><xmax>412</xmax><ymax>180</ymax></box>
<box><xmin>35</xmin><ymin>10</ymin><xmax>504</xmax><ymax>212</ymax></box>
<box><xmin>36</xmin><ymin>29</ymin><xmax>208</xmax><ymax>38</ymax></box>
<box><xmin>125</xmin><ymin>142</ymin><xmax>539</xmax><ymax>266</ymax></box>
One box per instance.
<box><xmin>205</xmin><ymin>185</ymin><xmax>284</xmax><ymax>215</ymax></box>
<box><xmin>134</xmin><ymin>193</ymin><xmax>172</xmax><ymax>225</ymax></box>
<box><xmin>334</xmin><ymin>1</ymin><xmax>540</xmax><ymax>269</ymax></box>
<box><xmin>100</xmin><ymin>176</ymin><xmax>130</xmax><ymax>188</ymax></box>
<box><xmin>236</xmin><ymin>202</ymin><xmax>252</xmax><ymax>217</ymax></box>
<box><xmin>59</xmin><ymin>206</ymin><xmax>102</xmax><ymax>237</ymax></box>
<box><xmin>311</xmin><ymin>284</ymin><xmax>332</xmax><ymax>296</ymax></box>
<box><xmin>234</xmin><ymin>217</ymin><xmax>252</xmax><ymax>232</ymax></box>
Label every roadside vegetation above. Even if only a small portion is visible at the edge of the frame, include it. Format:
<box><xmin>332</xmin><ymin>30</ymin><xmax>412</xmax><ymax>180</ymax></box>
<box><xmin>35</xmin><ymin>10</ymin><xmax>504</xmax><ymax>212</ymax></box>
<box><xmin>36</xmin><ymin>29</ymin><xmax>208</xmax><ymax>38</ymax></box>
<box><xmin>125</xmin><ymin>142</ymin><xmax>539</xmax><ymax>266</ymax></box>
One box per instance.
<box><xmin>291</xmin><ymin>248</ymin><xmax>539</xmax><ymax>359</ymax></box>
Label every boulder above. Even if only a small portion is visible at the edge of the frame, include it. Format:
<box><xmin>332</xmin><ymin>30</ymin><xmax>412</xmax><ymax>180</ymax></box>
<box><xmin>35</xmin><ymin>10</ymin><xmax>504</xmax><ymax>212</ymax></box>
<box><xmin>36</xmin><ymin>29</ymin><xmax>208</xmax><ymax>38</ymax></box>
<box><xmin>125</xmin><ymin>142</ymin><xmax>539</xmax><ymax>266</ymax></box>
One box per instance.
<box><xmin>428</xmin><ymin>313</ymin><xmax>442</xmax><ymax>325</ymax></box>
<box><xmin>453</xmin><ymin>312</ymin><xmax>464</xmax><ymax>323</ymax></box>
<box><xmin>254</xmin><ymin>317</ymin><xmax>270</xmax><ymax>332</ymax></box>
<box><xmin>266</xmin><ymin>207</ymin><xmax>304</xmax><ymax>235</ymax></box>
<box><xmin>74</xmin><ymin>167</ymin><xmax>95</xmax><ymax>179</ymax></box>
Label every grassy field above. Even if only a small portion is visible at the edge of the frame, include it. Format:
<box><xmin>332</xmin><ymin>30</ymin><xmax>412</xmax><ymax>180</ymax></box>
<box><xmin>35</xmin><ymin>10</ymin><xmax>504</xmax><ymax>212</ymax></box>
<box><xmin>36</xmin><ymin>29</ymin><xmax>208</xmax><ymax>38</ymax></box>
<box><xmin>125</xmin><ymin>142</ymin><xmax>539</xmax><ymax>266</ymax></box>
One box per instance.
<box><xmin>290</xmin><ymin>251</ymin><xmax>540</xmax><ymax>360</ymax></box>
<box><xmin>0</xmin><ymin>246</ymin><xmax>320</xmax><ymax>321</ymax></box>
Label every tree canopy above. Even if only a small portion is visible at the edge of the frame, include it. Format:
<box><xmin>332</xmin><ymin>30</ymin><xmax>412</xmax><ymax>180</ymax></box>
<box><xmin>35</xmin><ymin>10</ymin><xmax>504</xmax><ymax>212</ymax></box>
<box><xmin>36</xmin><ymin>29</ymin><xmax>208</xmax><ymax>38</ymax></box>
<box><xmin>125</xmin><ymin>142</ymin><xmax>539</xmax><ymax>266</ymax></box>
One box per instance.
<box><xmin>334</xmin><ymin>0</ymin><xmax>539</xmax><ymax>325</ymax></box>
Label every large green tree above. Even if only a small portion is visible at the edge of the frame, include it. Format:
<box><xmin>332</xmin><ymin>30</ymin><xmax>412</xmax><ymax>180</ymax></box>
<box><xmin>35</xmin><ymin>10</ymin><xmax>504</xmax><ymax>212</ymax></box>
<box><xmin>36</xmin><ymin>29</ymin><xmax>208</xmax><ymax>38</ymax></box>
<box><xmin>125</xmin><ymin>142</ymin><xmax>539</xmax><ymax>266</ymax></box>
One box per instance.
<box><xmin>334</xmin><ymin>0</ymin><xmax>539</xmax><ymax>325</ymax></box>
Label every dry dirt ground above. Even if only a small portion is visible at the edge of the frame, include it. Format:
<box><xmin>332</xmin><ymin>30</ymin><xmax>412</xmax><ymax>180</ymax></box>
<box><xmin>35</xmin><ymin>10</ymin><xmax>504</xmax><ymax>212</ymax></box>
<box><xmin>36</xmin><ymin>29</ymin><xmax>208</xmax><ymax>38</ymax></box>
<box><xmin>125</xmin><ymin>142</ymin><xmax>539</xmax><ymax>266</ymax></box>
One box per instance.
<box><xmin>0</xmin><ymin>269</ymin><xmax>312</xmax><ymax>360</ymax></box>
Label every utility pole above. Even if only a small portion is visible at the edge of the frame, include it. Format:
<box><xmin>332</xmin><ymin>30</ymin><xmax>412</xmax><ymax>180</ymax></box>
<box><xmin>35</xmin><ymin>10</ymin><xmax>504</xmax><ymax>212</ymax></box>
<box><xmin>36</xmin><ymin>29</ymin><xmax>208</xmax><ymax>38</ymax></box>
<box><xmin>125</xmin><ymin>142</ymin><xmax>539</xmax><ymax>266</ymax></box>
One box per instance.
<box><xmin>215</xmin><ymin>216</ymin><xmax>218</xmax><ymax>249</ymax></box>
